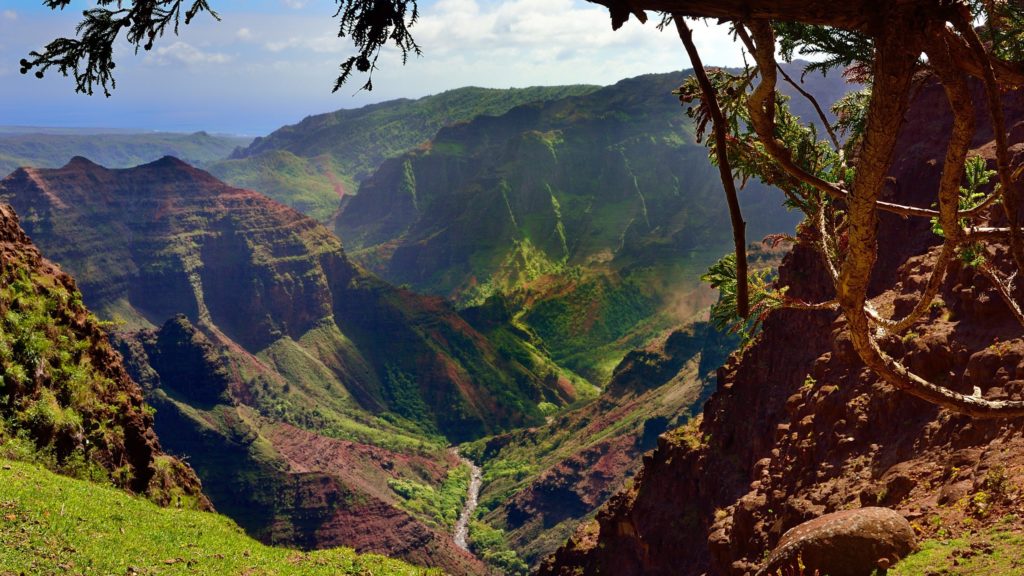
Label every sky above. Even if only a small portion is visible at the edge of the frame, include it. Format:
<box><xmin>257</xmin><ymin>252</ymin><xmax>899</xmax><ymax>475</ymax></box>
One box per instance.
<box><xmin>0</xmin><ymin>0</ymin><xmax>752</xmax><ymax>135</ymax></box>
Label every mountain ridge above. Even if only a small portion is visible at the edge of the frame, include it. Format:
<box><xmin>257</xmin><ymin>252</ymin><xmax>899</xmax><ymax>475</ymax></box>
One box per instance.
<box><xmin>0</xmin><ymin>155</ymin><xmax>585</xmax><ymax>574</ymax></box>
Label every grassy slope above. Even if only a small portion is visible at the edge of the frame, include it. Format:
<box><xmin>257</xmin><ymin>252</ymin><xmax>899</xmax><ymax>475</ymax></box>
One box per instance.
<box><xmin>0</xmin><ymin>458</ymin><xmax>441</xmax><ymax>576</ymax></box>
<box><xmin>0</xmin><ymin>132</ymin><xmax>249</xmax><ymax>176</ymax></box>
<box><xmin>208</xmin><ymin>85</ymin><xmax>600</xmax><ymax>221</ymax></box>
<box><xmin>893</xmin><ymin>516</ymin><xmax>1024</xmax><ymax>575</ymax></box>
<box><xmin>0</xmin><ymin>205</ymin><xmax>205</xmax><ymax>508</ymax></box>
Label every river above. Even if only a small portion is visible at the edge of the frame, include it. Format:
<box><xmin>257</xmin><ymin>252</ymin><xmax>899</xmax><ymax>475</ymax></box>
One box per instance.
<box><xmin>452</xmin><ymin>448</ymin><xmax>483</xmax><ymax>551</ymax></box>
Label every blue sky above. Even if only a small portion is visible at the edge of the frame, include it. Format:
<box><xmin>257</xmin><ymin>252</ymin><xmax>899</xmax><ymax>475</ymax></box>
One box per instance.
<box><xmin>0</xmin><ymin>0</ymin><xmax>750</xmax><ymax>135</ymax></box>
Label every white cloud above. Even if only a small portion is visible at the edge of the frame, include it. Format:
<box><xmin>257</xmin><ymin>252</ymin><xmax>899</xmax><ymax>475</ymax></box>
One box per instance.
<box><xmin>265</xmin><ymin>35</ymin><xmax>343</xmax><ymax>54</ymax></box>
<box><xmin>410</xmin><ymin>0</ymin><xmax>710</xmax><ymax>69</ymax></box>
<box><xmin>236</xmin><ymin>27</ymin><xmax>254</xmax><ymax>41</ymax></box>
<box><xmin>2</xmin><ymin>10</ymin><xmax>16</xmax><ymax>21</ymax></box>
<box><xmin>281</xmin><ymin>0</ymin><xmax>307</xmax><ymax>9</ymax></box>
<box><xmin>147</xmin><ymin>41</ymin><xmax>232</xmax><ymax>66</ymax></box>
<box><xmin>0</xmin><ymin>3</ymin><xmax>761</xmax><ymax>134</ymax></box>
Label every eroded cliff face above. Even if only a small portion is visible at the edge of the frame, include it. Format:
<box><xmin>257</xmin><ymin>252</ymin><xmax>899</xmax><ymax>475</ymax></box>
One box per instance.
<box><xmin>0</xmin><ymin>202</ymin><xmax>206</xmax><ymax>508</ymax></box>
<box><xmin>539</xmin><ymin>80</ymin><xmax>1024</xmax><ymax>575</ymax></box>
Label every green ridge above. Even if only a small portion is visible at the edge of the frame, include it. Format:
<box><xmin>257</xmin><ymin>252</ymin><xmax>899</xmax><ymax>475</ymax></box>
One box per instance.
<box><xmin>209</xmin><ymin>85</ymin><xmax>600</xmax><ymax>220</ymax></box>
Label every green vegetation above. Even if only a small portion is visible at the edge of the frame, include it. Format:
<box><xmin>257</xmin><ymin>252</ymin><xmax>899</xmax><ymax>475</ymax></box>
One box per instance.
<box><xmin>0</xmin><ymin>131</ymin><xmax>249</xmax><ymax>176</ymax></box>
<box><xmin>205</xmin><ymin>150</ymin><xmax>344</xmax><ymax>222</ymax></box>
<box><xmin>388</xmin><ymin>462</ymin><xmax>470</xmax><ymax>530</ymax></box>
<box><xmin>209</xmin><ymin>85</ymin><xmax>600</xmax><ymax>221</ymax></box>
<box><xmin>0</xmin><ymin>458</ymin><xmax>439</xmax><ymax>575</ymax></box>
<box><xmin>468</xmin><ymin>521</ymin><xmax>530</xmax><ymax>576</ymax></box>
<box><xmin>0</xmin><ymin>264</ymin><xmax>146</xmax><ymax>494</ymax></box>
<box><xmin>701</xmin><ymin>253</ymin><xmax>785</xmax><ymax>344</ymax></box>
<box><xmin>893</xmin><ymin>517</ymin><xmax>1024</xmax><ymax>575</ymax></box>
<box><xmin>523</xmin><ymin>272</ymin><xmax>660</xmax><ymax>382</ymax></box>
<box><xmin>247</xmin><ymin>337</ymin><xmax>443</xmax><ymax>455</ymax></box>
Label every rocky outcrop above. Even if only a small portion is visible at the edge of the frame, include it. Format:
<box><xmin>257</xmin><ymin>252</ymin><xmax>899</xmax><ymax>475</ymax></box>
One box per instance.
<box><xmin>117</xmin><ymin>315</ymin><xmax>232</xmax><ymax>407</ymax></box>
<box><xmin>539</xmin><ymin>80</ymin><xmax>1024</xmax><ymax>575</ymax></box>
<box><xmin>757</xmin><ymin>507</ymin><xmax>916</xmax><ymax>576</ymax></box>
<box><xmin>0</xmin><ymin>202</ymin><xmax>207</xmax><ymax>507</ymax></box>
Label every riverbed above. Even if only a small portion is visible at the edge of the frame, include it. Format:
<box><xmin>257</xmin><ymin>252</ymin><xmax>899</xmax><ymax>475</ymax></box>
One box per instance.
<box><xmin>452</xmin><ymin>449</ymin><xmax>482</xmax><ymax>551</ymax></box>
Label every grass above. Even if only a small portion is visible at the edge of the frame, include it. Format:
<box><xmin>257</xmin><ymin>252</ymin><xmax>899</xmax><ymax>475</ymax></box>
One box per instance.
<box><xmin>0</xmin><ymin>458</ymin><xmax>441</xmax><ymax>576</ymax></box>
<box><xmin>892</xmin><ymin>520</ymin><xmax>1024</xmax><ymax>575</ymax></box>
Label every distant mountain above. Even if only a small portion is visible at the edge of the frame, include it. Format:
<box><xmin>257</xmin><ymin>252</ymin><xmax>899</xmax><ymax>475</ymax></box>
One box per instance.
<box><xmin>333</xmin><ymin>67</ymin><xmax>848</xmax><ymax>382</ymax></box>
<box><xmin>0</xmin><ymin>130</ymin><xmax>250</xmax><ymax>177</ymax></box>
<box><xmin>0</xmin><ymin>157</ymin><xmax>586</xmax><ymax>574</ymax></box>
<box><xmin>207</xmin><ymin>85</ymin><xmax>600</xmax><ymax>221</ymax></box>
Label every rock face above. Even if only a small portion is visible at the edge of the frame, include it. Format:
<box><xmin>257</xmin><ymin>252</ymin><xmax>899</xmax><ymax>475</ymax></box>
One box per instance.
<box><xmin>539</xmin><ymin>80</ymin><xmax>1024</xmax><ymax>575</ymax></box>
<box><xmin>757</xmin><ymin>508</ymin><xmax>916</xmax><ymax>576</ymax></box>
<box><xmin>0</xmin><ymin>202</ymin><xmax>207</xmax><ymax>507</ymax></box>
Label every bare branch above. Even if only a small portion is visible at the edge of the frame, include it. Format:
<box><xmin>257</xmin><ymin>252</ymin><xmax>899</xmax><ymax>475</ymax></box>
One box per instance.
<box><xmin>978</xmin><ymin>262</ymin><xmax>1024</xmax><ymax>327</ymax></box>
<box><xmin>780</xmin><ymin>298</ymin><xmax>839</xmax><ymax>311</ymax></box>
<box><xmin>675</xmin><ymin>16</ymin><xmax>750</xmax><ymax>319</ymax></box>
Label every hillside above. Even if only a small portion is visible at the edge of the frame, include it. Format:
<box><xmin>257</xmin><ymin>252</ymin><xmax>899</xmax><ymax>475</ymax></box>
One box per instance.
<box><xmin>208</xmin><ymin>85</ymin><xmax>599</xmax><ymax>221</ymax></box>
<box><xmin>0</xmin><ymin>157</ymin><xmax>586</xmax><ymax>574</ymax></box>
<box><xmin>459</xmin><ymin>315</ymin><xmax>737</xmax><ymax>573</ymax></box>
<box><xmin>335</xmin><ymin>67</ymin><xmax>844</xmax><ymax>383</ymax></box>
<box><xmin>0</xmin><ymin>458</ymin><xmax>441</xmax><ymax>575</ymax></box>
<box><xmin>0</xmin><ymin>201</ymin><xmax>204</xmax><ymax>509</ymax></box>
<box><xmin>0</xmin><ymin>130</ymin><xmax>249</xmax><ymax>177</ymax></box>
<box><xmin>538</xmin><ymin>79</ymin><xmax>1024</xmax><ymax>575</ymax></box>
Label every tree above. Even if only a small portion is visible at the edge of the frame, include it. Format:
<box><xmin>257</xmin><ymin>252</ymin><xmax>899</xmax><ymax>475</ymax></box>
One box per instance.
<box><xmin>23</xmin><ymin>0</ymin><xmax>1024</xmax><ymax>418</ymax></box>
<box><xmin>20</xmin><ymin>0</ymin><xmax>421</xmax><ymax>94</ymax></box>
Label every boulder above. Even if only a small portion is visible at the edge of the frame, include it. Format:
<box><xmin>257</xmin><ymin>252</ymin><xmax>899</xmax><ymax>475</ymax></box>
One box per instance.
<box><xmin>757</xmin><ymin>507</ymin><xmax>916</xmax><ymax>576</ymax></box>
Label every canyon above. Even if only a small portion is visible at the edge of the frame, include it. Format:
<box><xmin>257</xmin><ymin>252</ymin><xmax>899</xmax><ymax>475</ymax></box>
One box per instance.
<box><xmin>0</xmin><ymin>66</ymin><xmax>855</xmax><ymax>575</ymax></box>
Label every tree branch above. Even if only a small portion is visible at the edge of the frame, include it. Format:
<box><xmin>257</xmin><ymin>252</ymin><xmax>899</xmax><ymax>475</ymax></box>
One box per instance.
<box><xmin>674</xmin><ymin>16</ymin><xmax>749</xmax><ymax>319</ymax></box>
<box><xmin>867</xmin><ymin>32</ymin><xmax>977</xmax><ymax>335</ymax></box>
<box><xmin>953</xmin><ymin>14</ymin><xmax>1024</xmax><ymax>271</ymax></box>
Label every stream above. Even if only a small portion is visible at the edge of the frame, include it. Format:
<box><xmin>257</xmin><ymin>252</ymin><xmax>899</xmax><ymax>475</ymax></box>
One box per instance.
<box><xmin>452</xmin><ymin>448</ymin><xmax>483</xmax><ymax>552</ymax></box>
